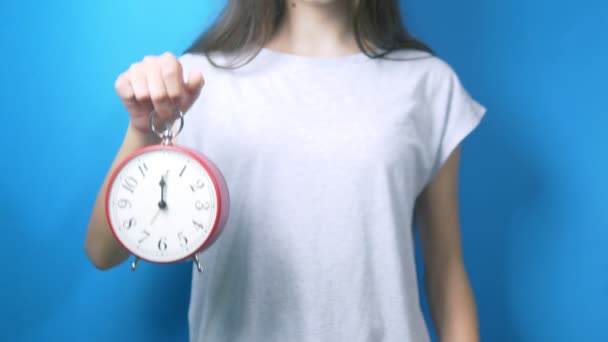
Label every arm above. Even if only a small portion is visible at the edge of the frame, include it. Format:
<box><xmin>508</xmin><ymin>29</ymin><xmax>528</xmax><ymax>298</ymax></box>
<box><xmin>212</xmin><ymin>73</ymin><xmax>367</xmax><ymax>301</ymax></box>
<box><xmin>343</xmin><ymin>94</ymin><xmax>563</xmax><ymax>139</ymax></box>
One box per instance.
<box><xmin>414</xmin><ymin>146</ymin><xmax>480</xmax><ymax>342</ymax></box>
<box><xmin>84</xmin><ymin>125</ymin><xmax>160</xmax><ymax>270</ymax></box>
<box><xmin>84</xmin><ymin>52</ymin><xmax>203</xmax><ymax>270</ymax></box>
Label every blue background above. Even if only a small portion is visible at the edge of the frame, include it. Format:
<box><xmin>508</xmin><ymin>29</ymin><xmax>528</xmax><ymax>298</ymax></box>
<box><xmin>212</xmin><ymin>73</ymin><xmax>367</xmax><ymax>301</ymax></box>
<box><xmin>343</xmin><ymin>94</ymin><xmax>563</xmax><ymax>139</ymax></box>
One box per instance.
<box><xmin>0</xmin><ymin>0</ymin><xmax>605</xmax><ymax>341</ymax></box>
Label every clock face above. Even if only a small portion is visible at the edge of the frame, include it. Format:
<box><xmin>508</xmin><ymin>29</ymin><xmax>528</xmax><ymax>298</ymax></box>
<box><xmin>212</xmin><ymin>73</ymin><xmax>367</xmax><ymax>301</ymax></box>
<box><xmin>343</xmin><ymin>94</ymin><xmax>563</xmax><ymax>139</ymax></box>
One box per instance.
<box><xmin>106</xmin><ymin>146</ymin><xmax>219</xmax><ymax>263</ymax></box>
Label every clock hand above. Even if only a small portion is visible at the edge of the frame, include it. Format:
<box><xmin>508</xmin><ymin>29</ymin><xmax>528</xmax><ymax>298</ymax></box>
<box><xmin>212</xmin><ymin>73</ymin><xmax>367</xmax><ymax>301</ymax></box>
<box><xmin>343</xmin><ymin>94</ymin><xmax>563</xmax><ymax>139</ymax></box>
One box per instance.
<box><xmin>158</xmin><ymin>175</ymin><xmax>167</xmax><ymax>209</ymax></box>
<box><xmin>150</xmin><ymin>208</ymin><xmax>162</xmax><ymax>225</ymax></box>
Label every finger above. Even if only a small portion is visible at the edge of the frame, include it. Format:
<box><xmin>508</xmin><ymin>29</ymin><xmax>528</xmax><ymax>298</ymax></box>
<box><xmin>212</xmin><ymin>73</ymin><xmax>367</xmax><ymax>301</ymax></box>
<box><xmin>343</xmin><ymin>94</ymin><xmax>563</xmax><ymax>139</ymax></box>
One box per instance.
<box><xmin>116</xmin><ymin>70</ymin><xmax>153</xmax><ymax>116</ymax></box>
<box><xmin>115</xmin><ymin>72</ymin><xmax>137</xmax><ymax>108</ymax></box>
<box><xmin>185</xmin><ymin>71</ymin><xmax>204</xmax><ymax>98</ymax></box>
<box><xmin>159</xmin><ymin>53</ymin><xmax>188</xmax><ymax>111</ymax></box>
<box><xmin>143</xmin><ymin>56</ymin><xmax>174</xmax><ymax>122</ymax></box>
<box><xmin>130</xmin><ymin>63</ymin><xmax>151</xmax><ymax>109</ymax></box>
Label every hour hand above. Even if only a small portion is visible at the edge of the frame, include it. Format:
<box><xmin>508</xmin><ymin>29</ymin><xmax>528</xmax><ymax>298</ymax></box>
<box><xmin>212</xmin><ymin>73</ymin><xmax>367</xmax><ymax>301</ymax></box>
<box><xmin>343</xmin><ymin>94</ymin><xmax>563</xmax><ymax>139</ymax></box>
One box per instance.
<box><xmin>158</xmin><ymin>175</ymin><xmax>167</xmax><ymax>209</ymax></box>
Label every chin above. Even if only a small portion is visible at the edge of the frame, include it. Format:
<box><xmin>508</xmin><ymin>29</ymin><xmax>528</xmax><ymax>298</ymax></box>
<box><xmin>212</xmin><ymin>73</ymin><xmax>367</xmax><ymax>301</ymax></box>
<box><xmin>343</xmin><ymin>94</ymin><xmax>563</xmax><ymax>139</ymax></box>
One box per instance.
<box><xmin>298</xmin><ymin>0</ymin><xmax>344</xmax><ymax>4</ymax></box>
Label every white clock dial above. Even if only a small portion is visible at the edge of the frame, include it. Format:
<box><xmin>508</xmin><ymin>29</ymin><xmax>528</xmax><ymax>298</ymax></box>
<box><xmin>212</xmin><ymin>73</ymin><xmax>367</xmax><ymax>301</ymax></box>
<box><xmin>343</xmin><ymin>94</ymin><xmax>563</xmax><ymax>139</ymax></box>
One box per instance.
<box><xmin>107</xmin><ymin>147</ymin><xmax>219</xmax><ymax>263</ymax></box>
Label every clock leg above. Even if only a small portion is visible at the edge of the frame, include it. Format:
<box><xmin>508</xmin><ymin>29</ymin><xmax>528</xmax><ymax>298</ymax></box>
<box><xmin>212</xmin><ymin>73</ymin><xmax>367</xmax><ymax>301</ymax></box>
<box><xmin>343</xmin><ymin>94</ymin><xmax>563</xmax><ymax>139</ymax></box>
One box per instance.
<box><xmin>193</xmin><ymin>255</ymin><xmax>203</xmax><ymax>273</ymax></box>
<box><xmin>131</xmin><ymin>256</ymin><xmax>140</xmax><ymax>272</ymax></box>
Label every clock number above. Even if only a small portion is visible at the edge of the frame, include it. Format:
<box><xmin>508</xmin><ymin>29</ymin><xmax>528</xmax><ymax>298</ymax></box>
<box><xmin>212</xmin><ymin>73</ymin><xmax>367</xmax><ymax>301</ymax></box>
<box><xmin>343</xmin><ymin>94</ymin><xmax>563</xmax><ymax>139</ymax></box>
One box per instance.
<box><xmin>179</xmin><ymin>164</ymin><xmax>188</xmax><ymax>177</ymax></box>
<box><xmin>122</xmin><ymin>176</ymin><xmax>138</xmax><ymax>193</ymax></box>
<box><xmin>190</xmin><ymin>179</ymin><xmax>205</xmax><ymax>192</ymax></box>
<box><xmin>195</xmin><ymin>200</ymin><xmax>210</xmax><ymax>210</ymax></box>
<box><xmin>123</xmin><ymin>217</ymin><xmax>136</xmax><ymax>230</ymax></box>
<box><xmin>117</xmin><ymin>199</ymin><xmax>131</xmax><ymax>209</ymax></box>
<box><xmin>178</xmin><ymin>232</ymin><xmax>188</xmax><ymax>247</ymax></box>
<box><xmin>193</xmin><ymin>220</ymin><xmax>204</xmax><ymax>230</ymax></box>
<box><xmin>138</xmin><ymin>162</ymin><xmax>148</xmax><ymax>178</ymax></box>
<box><xmin>158</xmin><ymin>237</ymin><xmax>168</xmax><ymax>252</ymax></box>
<box><xmin>138</xmin><ymin>230</ymin><xmax>150</xmax><ymax>244</ymax></box>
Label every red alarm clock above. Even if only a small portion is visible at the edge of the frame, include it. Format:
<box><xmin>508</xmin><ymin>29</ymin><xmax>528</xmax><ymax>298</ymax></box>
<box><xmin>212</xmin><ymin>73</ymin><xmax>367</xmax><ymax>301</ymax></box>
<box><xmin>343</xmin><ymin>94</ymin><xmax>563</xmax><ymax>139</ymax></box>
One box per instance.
<box><xmin>105</xmin><ymin>111</ymin><xmax>230</xmax><ymax>272</ymax></box>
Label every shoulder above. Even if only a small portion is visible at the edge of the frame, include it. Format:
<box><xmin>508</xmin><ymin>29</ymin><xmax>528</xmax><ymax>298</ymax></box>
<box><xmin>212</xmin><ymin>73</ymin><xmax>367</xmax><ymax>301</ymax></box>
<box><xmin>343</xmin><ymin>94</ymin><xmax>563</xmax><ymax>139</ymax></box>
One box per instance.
<box><xmin>179</xmin><ymin>50</ymin><xmax>255</xmax><ymax>69</ymax></box>
<box><xmin>379</xmin><ymin>49</ymin><xmax>464</xmax><ymax>93</ymax></box>
<box><xmin>381</xmin><ymin>48</ymin><xmax>450</xmax><ymax>70</ymax></box>
<box><xmin>177</xmin><ymin>51</ymin><xmax>245</xmax><ymax>93</ymax></box>
<box><xmin>381</xmin><ymin>49</ymin><xmax>486</xmax><ymax>125</ymax></box>
<box><xmin>178</xmin><ymin>52</ymin><xmax>216</xmax><ymax>74</ymax></box>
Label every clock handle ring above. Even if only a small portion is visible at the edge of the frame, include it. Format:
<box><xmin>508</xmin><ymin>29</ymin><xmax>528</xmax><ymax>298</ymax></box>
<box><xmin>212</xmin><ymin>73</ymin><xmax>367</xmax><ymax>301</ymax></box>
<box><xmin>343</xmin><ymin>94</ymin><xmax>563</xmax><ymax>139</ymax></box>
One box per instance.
<box><xmin>149</xmin><ymin>110</ymin><xmax>185</xmax><ymax>145</ymax></box>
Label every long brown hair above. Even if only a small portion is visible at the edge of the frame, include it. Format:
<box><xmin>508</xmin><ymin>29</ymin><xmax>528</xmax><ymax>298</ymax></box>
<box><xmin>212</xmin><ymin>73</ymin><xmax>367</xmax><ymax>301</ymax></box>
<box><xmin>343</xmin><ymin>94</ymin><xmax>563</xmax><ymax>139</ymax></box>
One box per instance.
<box><xmin>184</xmin><ymin>0</ymin><xmax>434</xmax><ymax>68</ymax></box>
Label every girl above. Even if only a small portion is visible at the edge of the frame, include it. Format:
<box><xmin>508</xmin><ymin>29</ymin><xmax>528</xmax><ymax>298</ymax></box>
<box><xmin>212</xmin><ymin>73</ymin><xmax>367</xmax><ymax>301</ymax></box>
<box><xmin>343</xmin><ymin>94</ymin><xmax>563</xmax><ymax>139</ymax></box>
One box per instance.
<box><xmin>85</xmin><ymin>1</ymin><xmax>486</xmax><ymax>341</ymax></box>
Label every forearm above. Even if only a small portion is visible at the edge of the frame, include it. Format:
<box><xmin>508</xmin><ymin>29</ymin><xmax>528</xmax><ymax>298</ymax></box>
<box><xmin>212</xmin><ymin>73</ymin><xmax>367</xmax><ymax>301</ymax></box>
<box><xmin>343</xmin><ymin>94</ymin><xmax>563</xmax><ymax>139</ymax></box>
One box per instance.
<box><xmin>425</xmin><ymin>258</ymin><xmax>479</xmax><ymax>342</ymax></box>
<box><xmin>84</xmin><ymin>124</ymin><xmax>160</xmax><ymax>270</ymax></box>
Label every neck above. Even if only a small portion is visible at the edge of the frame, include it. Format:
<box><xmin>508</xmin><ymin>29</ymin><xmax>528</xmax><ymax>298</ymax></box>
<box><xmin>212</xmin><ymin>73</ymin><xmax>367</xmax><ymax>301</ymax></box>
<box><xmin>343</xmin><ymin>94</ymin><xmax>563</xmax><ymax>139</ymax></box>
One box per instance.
<box><xmin>265</xmin><ymin>0</ymin><xmax>359</xmax><ymax>57</ymax></box>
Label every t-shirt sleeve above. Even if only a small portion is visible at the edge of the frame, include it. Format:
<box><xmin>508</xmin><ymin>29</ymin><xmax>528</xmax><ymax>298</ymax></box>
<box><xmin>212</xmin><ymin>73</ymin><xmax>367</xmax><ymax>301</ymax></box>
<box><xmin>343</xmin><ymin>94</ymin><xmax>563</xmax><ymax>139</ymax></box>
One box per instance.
<box><xmin>426</xmin><ymin>59</ymin><xmax>487</xmax><ymax>182</ymax></box>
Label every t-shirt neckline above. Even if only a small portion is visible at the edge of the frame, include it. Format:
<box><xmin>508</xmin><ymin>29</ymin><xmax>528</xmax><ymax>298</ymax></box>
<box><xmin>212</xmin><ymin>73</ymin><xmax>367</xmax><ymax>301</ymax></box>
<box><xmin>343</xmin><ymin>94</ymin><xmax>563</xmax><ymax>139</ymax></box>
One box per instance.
<box><xmin>257</xmin><ymin>47</ymin><xmax>371</xmax><ymax>65</ymax></box>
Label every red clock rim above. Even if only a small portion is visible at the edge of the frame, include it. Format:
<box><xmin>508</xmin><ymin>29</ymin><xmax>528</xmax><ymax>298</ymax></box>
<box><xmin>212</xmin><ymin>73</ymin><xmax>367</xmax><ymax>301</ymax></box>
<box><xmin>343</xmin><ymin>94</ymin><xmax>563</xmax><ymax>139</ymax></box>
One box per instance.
<box><xmin>104</xmin><ymin>144</ymin><xmax>224</xmax><ymax>265</ymax></box>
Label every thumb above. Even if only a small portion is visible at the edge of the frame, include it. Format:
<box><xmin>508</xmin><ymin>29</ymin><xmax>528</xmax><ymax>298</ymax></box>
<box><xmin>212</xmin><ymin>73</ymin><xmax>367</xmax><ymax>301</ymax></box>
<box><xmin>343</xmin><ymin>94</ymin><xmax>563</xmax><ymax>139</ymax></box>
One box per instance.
<box><xmin>185</xmin><ymin>70</ymin><xmax>204</xmax><ymax>96</ymax></box>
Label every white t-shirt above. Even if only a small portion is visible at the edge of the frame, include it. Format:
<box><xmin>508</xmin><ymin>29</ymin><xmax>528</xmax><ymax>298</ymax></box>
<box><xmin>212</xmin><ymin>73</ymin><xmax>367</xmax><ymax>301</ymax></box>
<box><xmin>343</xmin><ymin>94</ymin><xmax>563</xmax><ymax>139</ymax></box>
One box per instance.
<box><xmin>178</xmin><ymin>47</ymin><xmax>487</xmax><ymax>342</ymax></box>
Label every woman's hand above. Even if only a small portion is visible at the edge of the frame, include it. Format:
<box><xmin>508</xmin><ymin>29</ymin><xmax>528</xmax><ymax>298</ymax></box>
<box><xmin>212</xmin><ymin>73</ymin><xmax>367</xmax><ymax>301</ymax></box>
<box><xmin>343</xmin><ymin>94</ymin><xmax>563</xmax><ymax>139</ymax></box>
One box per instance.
<box><xmin>114</xmin><ymin>52</ymin><xmax>204</xmax><ymax>133</ymax></box>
